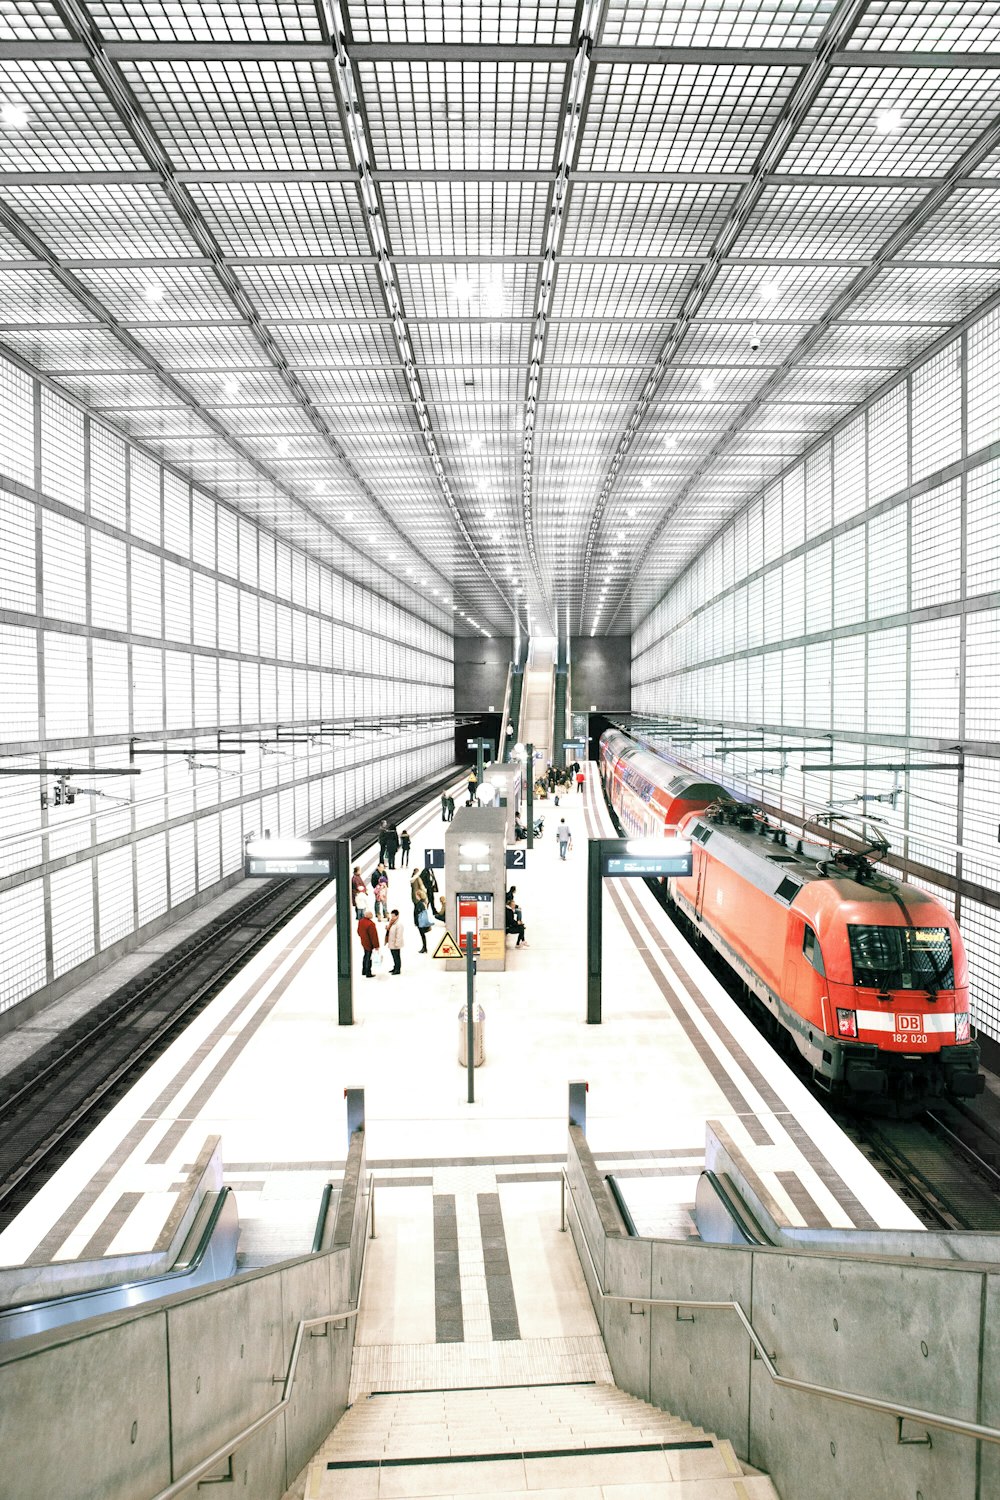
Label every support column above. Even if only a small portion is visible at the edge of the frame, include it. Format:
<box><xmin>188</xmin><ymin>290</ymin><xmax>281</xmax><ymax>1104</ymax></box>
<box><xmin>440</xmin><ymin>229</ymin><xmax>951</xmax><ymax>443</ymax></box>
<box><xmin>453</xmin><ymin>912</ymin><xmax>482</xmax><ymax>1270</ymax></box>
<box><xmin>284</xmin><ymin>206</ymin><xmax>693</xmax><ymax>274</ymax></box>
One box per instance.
<box><xmin>335</xmin><ymin>839</ymin><xmax>354</xmax><ymax>1025</ymax></box>
<box><xmin>587</xmin><ymin>839</ymin><xmax>602</xmax><ymax>1025</ymax></box>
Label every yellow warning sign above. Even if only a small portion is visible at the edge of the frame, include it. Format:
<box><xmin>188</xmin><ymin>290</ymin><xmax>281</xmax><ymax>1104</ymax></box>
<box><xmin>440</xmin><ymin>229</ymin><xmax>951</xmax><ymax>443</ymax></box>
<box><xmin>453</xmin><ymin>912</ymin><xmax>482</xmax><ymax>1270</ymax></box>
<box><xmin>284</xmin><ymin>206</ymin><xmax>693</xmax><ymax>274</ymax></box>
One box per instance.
<box><xmin>432</xmin><ymin>930</ymin><xmax>463</xmax><ymax>960</ymax></box>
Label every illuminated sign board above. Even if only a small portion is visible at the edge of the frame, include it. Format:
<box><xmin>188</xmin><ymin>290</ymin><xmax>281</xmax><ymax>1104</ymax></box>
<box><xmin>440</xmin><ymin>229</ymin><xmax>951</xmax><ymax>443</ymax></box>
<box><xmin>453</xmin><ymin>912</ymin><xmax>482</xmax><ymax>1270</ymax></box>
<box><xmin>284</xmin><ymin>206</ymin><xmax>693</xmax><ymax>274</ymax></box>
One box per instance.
<box><xmin>244</xmin><ymin>838</ymin><xmax>337</xmax><ymax>878</ymax></box>
<box><xmin>599</xmin><ymin>838</ymin><xmax>692</xmax><ymax>879</ymax></box>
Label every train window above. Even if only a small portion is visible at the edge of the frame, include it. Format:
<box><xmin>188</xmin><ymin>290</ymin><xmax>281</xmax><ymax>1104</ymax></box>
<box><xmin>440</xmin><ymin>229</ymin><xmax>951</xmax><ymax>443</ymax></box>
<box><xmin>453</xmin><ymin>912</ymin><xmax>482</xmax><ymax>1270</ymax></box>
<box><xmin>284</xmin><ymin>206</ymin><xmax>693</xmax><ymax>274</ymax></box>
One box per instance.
<box><xmin>802</xmin><ymin>927</ymin><xmax>826</xmax><ymax>976</ymax></box>
<box><xmin>774</xmin><ymin>876</ymin><xmax>802</xmax><ymax>903</ymax></box>
<box><xmin>847</xmin><ymin>926</ymin><xmax>954</xmax><ymax>992</ymax></box>
<box><xmin>693</xmin><ymin>824</ymin><xmax>713</xmax><ymax>844</ymax></box>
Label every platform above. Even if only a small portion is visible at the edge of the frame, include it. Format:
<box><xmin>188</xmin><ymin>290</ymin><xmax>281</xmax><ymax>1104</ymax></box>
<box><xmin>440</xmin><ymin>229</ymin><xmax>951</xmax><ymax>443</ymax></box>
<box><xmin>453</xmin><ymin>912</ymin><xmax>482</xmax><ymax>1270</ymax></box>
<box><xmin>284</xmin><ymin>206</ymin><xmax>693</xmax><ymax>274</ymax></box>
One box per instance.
<box><xmin>0</xmin><ymin>772</ymin><xmax>922</xmax><ymax>1298</ymax></box>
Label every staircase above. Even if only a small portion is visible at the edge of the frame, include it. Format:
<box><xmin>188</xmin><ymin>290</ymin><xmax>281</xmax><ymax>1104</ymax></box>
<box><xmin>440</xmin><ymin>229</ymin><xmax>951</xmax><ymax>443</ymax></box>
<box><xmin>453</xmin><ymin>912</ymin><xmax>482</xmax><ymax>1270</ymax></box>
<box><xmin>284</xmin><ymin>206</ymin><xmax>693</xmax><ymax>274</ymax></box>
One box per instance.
<box><xmin>301</xmin><ymin>1381</ymin><xmax>780</xmax><ymax>1498</ymax></box>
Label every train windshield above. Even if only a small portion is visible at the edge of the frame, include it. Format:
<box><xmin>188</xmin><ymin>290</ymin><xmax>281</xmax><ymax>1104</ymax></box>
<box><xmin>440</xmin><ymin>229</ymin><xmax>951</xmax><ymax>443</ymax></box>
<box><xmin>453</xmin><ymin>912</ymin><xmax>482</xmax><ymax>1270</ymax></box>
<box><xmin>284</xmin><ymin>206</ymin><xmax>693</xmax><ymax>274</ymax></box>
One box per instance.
<box><xmin>847</xmin><ymin>926</ymin><xmax>954</xmax><ymax>992</ymax></box>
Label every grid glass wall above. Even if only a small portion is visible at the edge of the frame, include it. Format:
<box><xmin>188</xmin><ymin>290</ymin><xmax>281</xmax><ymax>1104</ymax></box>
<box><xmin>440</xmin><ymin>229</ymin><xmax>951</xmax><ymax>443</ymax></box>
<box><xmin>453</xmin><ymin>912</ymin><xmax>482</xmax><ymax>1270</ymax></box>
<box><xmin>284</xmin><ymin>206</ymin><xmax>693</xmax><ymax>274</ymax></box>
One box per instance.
<box><xmin>632</xmin><ymin>303</ymin><xmax>1000</xmax><ymax>1042</ymax></box>
<box><xmin>0</xmin><ymin>354</ymin><xmax>455</xmax><ymax>1019</ymax></box>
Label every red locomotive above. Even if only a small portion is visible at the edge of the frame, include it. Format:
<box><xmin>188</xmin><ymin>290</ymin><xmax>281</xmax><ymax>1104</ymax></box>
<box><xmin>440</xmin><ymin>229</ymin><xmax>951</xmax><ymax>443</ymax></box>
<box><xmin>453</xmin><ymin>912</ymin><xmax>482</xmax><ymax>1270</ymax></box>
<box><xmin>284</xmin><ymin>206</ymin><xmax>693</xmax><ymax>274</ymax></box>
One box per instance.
<box><xmin>600</xmin><ymin>729</ymin><xmax>983</xmax><ymax>1103</ymax></box>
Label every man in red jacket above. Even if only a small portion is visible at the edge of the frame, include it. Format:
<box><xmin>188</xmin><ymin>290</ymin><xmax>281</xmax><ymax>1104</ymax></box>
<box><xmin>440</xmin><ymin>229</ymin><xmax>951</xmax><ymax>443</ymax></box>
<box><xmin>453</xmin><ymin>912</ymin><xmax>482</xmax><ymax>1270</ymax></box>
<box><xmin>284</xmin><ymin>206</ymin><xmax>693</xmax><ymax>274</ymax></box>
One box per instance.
<box><xmin>357</xmin><ymin>908</ymin><xmax>380</xmax><ymax>979</ymax></box>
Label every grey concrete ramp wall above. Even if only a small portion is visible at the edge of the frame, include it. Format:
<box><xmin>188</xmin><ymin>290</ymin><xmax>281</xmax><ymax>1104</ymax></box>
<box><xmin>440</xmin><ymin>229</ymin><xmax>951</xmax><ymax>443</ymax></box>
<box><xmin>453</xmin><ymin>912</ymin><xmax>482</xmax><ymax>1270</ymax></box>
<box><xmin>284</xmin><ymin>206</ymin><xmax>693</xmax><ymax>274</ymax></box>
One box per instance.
<box><xmin>0</xmin><ymin>1137</ymin><xmax>368</xmax><ymax>1500</ymax></box>
<box><xmin>566</xmin><ymin>1126</ymin><xmax>1000</xmax><ymax>1500</ymax></box>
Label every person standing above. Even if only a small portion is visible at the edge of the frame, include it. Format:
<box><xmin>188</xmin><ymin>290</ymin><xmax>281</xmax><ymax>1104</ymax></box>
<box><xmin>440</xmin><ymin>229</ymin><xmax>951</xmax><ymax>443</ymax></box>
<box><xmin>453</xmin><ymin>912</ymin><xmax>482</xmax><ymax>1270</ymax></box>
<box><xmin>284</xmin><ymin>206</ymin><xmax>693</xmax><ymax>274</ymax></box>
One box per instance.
<box><xmin>373</xmin><ymin>868</ymin><xmax>389</xmax><ymax>919</ymax></box>
<box><xmin>446</xmin><ymin>793</ymin><xmax>455</xmax><ymax>821</ymax></box>
<box><xmin>421</xmin><ymin>861</ymin><xmax>444</xmax><ymax>920</ymax></box>
<box><xmin>556</xmin><ymin>819</ymin><xmax>572</xmax><ymax>860</ymax></box>
<box><xmin>357</xmin><ymin>908</ymin><xmax>379</xmax><ymax>979</ymax></box>
<box><xmin>441</xmin><ymin>793</ymin><xmax>449</xmax><ymax>822</ymax></box>
<box><xmin>377</xmin><ymin>819</ymin><xmax>389</xmax><ymax>863</ymax></box>
<box><xmin>385</xmin><ymin>908</ymin><xmax>404</xmax><ymax>974</ymax></box>
<box><xmin>576</xmin><ymin>768</ymin><xmax>585</xmax><ymax>794</ymax></box>
<box><xmin>410</xmin><ymin>868</ymin><xmax>430</xmax><ymax>952</ymax></box>
<box><xmin>400</xmin><ymin>829</ymin><xmax>411</xmax><ymax>862</ymax></box>
<box><xmin>466</xmin><ymin>770</ymin><xmax>478</xmax><ymax>805</ymax></box>
<box><xmin>385</xmin><ymin>824</ymin><xmax>400</xmax><ymax>870</ymax></box>
<box><xmin>351</xmin><ymin>865</ymin><xmax>367</xmax><ymax>920</ymax></box>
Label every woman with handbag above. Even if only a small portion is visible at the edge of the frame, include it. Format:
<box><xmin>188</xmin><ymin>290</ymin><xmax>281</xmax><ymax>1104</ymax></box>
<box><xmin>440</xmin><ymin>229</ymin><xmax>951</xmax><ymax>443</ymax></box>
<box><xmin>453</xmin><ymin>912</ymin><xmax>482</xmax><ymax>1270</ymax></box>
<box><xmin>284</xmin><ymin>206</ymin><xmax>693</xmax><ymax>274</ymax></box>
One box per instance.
<box><xmin>410</xmin><ymin>869</ymin><xmax>430</xmax><ymax>952</ymax></box>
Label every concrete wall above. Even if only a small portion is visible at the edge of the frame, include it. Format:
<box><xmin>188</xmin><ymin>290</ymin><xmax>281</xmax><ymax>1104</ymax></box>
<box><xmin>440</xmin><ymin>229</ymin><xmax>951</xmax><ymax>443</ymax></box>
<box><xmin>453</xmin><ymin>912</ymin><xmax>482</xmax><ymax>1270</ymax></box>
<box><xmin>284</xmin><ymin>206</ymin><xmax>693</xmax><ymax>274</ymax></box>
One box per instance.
<box><xmin>569</xmin><ymin>636</ymin><xmax>631</xmax><ymax>712</ymax></box>
<box><xmin>566</xmin><ymin>1128</ymin><xmax>1000</xmax><ymax>1500</ymax></box>
<box><xmin>454</xmin><ymin>635</ymin><xmax>513</xmax><ymax>711</ymax></box>
<box><xmin>0</xmin><ymin>1137</ymin><xmax>369</xmax><ymax>1500</ymax></box>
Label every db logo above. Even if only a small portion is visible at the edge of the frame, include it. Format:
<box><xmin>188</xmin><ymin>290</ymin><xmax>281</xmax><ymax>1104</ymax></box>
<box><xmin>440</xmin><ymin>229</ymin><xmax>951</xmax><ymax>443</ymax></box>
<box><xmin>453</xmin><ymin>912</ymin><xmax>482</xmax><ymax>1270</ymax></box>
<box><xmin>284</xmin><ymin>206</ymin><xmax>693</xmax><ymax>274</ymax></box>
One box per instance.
<box><xmin>896</xmin><ymin>1014</ymin><xmax>921</xmax><ymax>1031</ymax></box>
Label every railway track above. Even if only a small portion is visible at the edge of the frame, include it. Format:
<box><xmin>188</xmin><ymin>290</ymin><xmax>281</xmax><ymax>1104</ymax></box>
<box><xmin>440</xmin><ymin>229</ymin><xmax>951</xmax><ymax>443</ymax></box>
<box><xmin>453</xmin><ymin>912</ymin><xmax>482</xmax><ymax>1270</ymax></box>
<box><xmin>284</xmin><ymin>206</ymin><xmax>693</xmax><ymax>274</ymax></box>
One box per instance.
<box><xmin>835</xmin><ymin>1106</ymin><xmax>1000</xmax><ymax>1232</ymax></box>
<box><xmin>0</xmin><ymin>766</ymin><xmax>462</xmax><ymax>1233</ymax></box>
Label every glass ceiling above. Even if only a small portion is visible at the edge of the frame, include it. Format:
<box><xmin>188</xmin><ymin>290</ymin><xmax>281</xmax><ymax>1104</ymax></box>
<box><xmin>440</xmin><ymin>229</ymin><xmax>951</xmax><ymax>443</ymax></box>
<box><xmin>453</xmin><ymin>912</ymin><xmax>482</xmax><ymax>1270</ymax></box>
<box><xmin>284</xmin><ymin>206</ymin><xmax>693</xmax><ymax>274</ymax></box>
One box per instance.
<box><xmin>0</xmin><ymin>0</ymin><xmax>998</xmax><ymax>639</ymax></box>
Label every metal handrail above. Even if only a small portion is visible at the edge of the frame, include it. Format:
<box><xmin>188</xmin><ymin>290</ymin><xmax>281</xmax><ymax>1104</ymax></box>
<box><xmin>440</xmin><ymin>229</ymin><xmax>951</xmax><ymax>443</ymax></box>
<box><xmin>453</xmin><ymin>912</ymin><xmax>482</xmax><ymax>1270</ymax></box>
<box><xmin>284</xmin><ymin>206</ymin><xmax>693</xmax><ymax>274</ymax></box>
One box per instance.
<box><xmin>148</xmin><ymin>1172</ymin><xmax>375</xmax><ymax>1500</ymax></box>
<box><xmin>561</xmin><ymin>1168</ymin><xmax>1000</xmax><ymax>1450</ymax></box>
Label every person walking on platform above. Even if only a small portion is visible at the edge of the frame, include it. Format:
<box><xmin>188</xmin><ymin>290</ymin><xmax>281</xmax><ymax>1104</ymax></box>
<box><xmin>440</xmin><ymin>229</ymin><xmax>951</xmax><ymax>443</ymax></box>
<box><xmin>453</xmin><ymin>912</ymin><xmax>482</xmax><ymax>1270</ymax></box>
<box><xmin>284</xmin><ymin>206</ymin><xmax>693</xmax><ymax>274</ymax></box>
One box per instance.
<box><xmin>421</xmin><ymin>861</ymin><xmax>444</xmax><ymax>921</ymax></box>
<box><xmin>385</xmin><ymin>824</ymin><xmax>400</xmax><ymax>869</ymax></box>
<box><xmin>400</xmin><ymin>829</ymin><xmax>411</xmax><ymax>863</ymax></box>
<box><xmin>357</xmin><ymin>908</ymin><xmax>379</xmax><ymax>979</ymax></box>
<box><xmin>556</xmin><ymin>818</ymin><xmax>573</xmax><ymax>860</ymax></box>
<box><xmin>576</xmin><ymin>768</ymin><xmax>586</xmax><ymax>794</ymax></box>
<box><xmin>351</xmin><ymin>865</ymin><xmax>367</xmax><ymax>920</ymax></box>
<box><xmin>410</xmin><ymin>869</ymin><xmax>431</xmax><ymax>952</ymax></box>
<box><xmin>385</xmin><ymin>909</ymin><xmax>404</xmax><ymax>974</ymax></box>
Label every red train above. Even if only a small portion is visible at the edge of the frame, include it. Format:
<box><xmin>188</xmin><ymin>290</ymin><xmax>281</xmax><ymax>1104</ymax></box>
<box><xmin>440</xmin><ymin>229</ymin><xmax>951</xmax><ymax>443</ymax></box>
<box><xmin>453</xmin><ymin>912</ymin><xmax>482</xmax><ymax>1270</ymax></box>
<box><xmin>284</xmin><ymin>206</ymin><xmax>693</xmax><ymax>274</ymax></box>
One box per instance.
<box><xmin>600</xmin><ymin>729</ymin><xmax>983</xmax><ymax>1103</ymax></box>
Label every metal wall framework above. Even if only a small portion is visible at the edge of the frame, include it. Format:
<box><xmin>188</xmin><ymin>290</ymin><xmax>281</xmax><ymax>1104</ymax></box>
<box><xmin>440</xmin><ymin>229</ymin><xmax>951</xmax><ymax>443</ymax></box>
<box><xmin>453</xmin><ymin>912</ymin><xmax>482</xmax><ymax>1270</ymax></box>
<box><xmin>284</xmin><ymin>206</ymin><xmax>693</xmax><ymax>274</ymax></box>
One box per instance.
<box><xmin>0</xmin><ymin>349</ymin><xmax>455</xmax><ymax>1018</ymax></box>
<box><xmin>632</xmin><ymin>296</ymin><xmax>1000</xmax><ymax>1039</ymax></box>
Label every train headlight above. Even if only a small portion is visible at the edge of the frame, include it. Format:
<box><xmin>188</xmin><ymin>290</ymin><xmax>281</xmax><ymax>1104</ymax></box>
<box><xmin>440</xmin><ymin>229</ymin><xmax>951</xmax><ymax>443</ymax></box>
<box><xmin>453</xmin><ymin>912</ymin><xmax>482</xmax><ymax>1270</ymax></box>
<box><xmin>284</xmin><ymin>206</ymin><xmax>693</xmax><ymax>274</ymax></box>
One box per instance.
<box><xmin>835</xmin><ymin>1008</ymin><xmax>858</xmax><ymax>1040</ymax></box>
<box><xmin>955</xmin><ymin>1011</ymin><xmax>971</xmax><ymax>1044</ymax></box>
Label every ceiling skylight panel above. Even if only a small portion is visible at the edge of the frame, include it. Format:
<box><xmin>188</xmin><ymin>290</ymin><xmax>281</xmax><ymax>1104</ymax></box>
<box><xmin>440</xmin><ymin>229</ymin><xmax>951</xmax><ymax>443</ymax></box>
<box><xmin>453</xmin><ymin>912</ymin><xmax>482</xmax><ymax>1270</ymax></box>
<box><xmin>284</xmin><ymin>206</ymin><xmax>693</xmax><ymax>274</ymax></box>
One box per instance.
<box><xmin>122</xmin><ymin>61</ymin><xmax>349</xmax><ymax>172</ymax></box>
<box><xmin>579</xmin><ymin>64</ymin><xmax>799</xmax><ymax>174</ymax></box>
<box><xmin>0</xmin><ymin>266</ymin><xmax>106</xmax><ymax>325</ymax></box>
<box><xmin>0</xmin><ymin>1</ymin><xmax>70</xmax><ymax>36</ymax></box>
<box><xmin>85</xmin><ymin>2</ymin><xmax>323</xmax><ymax>40</ymax></box>
<box><xmin>849</xmin><ymin>0</ymin><xmax>1000</xmax><ymax>51</ymax></box>
<box><xmin>235</xmin><ymin>263</ymin><xmax>383</xmax><ymax>320</ymax></box>
<box><xmin>551</xmin><ymin>262</ymin><xmax>695</xmax><ymax>320</ymax></box>
<box><xmin>56</xmin><ymin>370</ymin><xmax>183</xmax><ymax>410</ymax></box>
<box><xmin>847</xmin><ymin>264</ymin><xmax>1000</xmax><ymax>322</ymax></box>
<box><xmin>561</xmin><ymin>181</ymin><xmax>740</xmax><ymax>260</ymax></box>
<box><xmin>734</xmin><ymin>183</ymin><xmax>927</xmax><ymax>261</ymax></box>
<box><xmin>799</xmin><ymin>322</ymin><xmax>950</xmax><ymax>368</ymax></box>
<box><xmin>607</xmin><ymin>0</ymin><xmax>834</xmax><ymax>46</ymax></box>
<box><xmin>0</xmin><ymin>61</ymin><xmax>147</xmax><ymax>170</ymax></box>
<box><xmin>0</xmin><ymin>182</ymin><xmax>203</xmax><ymax>261</ymax></box>
<box><xmin>272</xmin><ymin>322</ymin><xmax>398</xmax><ymax>370</ymax></box>
<box><xmin>351</xmin><ymin>0</ymin><xmax>578</xmax><ymax>43</ymax></box>
<box><xmin>680</xmin><ymin>322</ymin><xmax>807</xmax><ymax>365</ymax></box>
<box><xmin>895</xmin><ymin>188</ymin><xmax>1000</xmax><ymax>264</ymax></box>
<box><xmin>357</xmin><ymin>61</ymin><xmax>564</xmax><ymax>172</ymax></box>
<box><xmin>186</xmin><ymin>182</ymin><xmax>369</xmax><ymax>259</ymax></box>
<box><xmin>696</xmin><ymin>263</ymin><xmax>856</xmax><ymax>321</ymax></box>
<box><xmin>72</xmin><ymin>264</ymin><xmax>245</xmax><ymax>322</ymax></box>
<box><xmin>781</xmin><ymin>69</ymin><xmax>1000</xmax><ymax>177</ymax></box>
<box><xmin>395</xmin><ymin>261</ymin><xmax>534</xmax><ymax>320</ymax></box>
<box><xmin>742</xmin><ymin>402</ymin><xmax>847</xmax><ymax>436</ymax></box>
<box><xmin>3</xmin><ymin>328</ymin><xmax>148</xmax><ymax>376</ymax></box>
<box><xmin>132</xmin><ymin>323</ymin><xmax>272</xmax><ymax>371</ymax></box>
<box><xmin>380</xmin><ymin>181</ymin><xmax>547</xmax><ymax>258</ymax></box>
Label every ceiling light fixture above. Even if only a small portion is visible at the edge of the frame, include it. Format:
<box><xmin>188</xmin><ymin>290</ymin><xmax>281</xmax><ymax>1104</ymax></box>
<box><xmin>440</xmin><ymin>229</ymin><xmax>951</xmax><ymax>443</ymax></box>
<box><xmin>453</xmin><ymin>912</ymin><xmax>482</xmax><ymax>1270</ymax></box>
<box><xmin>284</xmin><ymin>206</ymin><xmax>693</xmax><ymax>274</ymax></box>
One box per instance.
<box><xmin>757</xmin><ymin>280</ymin><xmax>780</xmax><ymax>306</ymax></box>
<box><xmin>222</xmin><ymin>376</ymin><xmax>240</xmax><ymax>397</ymax></box>
<box><xmin>876</xmin><ymin>109</ymin><xmax>903</xmax><ymax>134</ymax></box>
<box><xmin>699</xmin><ymin>372</ymin><xmax>718</xmax><ymax>394</ymax></box>
<box><xmin>143</xmin><ymin>282</ymin><xmax>165</xmax><ymax>304</ymax></box>
<box><xmin>1</xmin><ymin>102</ymin><xmax>28</xmax><ymax>129</ymax></box>
<box><xmin>662</xmin><ymin>434</ymin><xmax>678</xmax><ymax>451</ymax></box>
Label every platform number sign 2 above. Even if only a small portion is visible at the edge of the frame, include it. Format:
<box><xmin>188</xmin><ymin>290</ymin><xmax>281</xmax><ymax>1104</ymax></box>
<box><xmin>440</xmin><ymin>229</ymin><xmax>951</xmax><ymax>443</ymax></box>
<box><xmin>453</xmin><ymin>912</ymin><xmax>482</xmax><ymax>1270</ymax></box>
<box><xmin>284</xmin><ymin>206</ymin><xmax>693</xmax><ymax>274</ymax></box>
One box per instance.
<box><xmin>506</xmin><ymin>848</ymin><xmax>526</xmax><ymax>870</ymax></box>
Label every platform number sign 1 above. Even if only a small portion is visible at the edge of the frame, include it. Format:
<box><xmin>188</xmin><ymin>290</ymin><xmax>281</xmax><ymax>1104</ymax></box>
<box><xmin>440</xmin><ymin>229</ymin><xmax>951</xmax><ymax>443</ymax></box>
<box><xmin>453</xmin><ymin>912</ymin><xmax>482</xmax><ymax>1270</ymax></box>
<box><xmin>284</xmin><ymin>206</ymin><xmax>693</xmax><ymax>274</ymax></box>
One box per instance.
<box><xmin>506</xmin><ymin>848</ymin><xmax>526</xmax><ymax>870</ymax></box>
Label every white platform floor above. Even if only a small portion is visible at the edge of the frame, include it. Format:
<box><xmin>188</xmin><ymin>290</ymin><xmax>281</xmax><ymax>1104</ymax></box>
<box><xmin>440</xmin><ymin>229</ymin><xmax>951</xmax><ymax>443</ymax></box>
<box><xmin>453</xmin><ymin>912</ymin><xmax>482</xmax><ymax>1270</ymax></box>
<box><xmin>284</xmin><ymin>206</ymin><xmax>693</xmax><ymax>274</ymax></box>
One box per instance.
<box><xmin>0</xmin><ymin>770</ymin><xmax>922</xmax><ymax>1289</ymax></box>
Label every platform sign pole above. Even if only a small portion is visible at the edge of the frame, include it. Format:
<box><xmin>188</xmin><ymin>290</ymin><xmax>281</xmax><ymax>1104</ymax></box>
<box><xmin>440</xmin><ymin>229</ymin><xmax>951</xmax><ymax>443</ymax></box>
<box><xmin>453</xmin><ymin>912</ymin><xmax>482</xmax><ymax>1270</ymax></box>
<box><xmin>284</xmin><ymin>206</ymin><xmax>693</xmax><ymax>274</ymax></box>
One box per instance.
<box><xmin>526</xmin><ymin>741</ymin><xmax>534</xmax><ymax>851</ymax></box>
<box><xmin>587</xmin><ymin>839</ymin><xmax>602</xmax><ymax>1025</ymax></box>
<box><xmin>465</xmin><ymin>936</ymin><xmax>476</xmax><ymax>1104</ymax></box>
<box><xmin>335</xmin><ymin>839</ymin><xmax>354</xmax><ymax>1026</ymax></box>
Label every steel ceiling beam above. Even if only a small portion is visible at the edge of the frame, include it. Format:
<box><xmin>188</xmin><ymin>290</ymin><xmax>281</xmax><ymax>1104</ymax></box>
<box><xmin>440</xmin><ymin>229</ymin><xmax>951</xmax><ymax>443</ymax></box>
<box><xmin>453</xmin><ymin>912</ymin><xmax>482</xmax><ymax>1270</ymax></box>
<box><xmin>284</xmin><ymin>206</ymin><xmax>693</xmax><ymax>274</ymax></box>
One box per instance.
<box><xmin>4</xmin><ymin>38</ymin><xmax>1000</xmax><ymax>67</ymax></box>
<box><xmin>577</xmin><ymin>0</ymin><xmax>879</xmax><ymax>630</ymax></box>
<box><xmin>3</xmin><ymin>168</ymin><xmax>978</xmax><ymax>187</ymax></box>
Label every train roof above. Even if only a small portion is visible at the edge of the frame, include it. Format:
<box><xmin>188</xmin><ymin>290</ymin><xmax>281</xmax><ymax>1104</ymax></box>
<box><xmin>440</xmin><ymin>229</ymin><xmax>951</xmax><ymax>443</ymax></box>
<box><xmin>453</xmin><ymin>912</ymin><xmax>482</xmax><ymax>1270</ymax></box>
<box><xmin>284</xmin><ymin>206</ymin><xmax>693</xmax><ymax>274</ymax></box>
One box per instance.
<box><xmin>687</xmin><ymin>813</ymin><xmax>949</xmax><ymax>921</ymax></box>
<box><xmin>601</xmin><ymin>730</ymin><xmax>730</xmax><ymax>806</ymax></box>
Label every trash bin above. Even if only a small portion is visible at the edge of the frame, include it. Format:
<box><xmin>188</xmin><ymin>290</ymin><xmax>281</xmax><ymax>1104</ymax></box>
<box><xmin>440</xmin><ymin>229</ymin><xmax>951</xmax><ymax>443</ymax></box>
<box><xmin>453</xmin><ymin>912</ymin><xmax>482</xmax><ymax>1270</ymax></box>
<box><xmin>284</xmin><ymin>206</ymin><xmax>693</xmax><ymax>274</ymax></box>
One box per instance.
<box><xmin>457</xmin><ymin>1003</ymin><xmax>486</xmax><ymax>1067</ymax></box>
